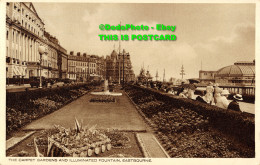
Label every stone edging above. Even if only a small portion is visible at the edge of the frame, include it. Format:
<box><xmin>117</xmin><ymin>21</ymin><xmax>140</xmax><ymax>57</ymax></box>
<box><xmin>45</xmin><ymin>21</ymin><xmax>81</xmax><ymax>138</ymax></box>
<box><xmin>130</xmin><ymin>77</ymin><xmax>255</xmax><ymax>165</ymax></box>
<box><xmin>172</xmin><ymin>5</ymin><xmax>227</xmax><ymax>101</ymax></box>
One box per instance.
<box><xmin>6</xmin><ymin>131</ymin><xmax>36</xmax><ymax>151</ymax></box>
<box><xmin>135</xmin><ymin>133</ymin><xmax>150</xmax><ymax>158</ymax></box>
<box><xmin>152</xmin><ymin>135</ymin><xmax>170</xmax><ymax>158</ymax></box>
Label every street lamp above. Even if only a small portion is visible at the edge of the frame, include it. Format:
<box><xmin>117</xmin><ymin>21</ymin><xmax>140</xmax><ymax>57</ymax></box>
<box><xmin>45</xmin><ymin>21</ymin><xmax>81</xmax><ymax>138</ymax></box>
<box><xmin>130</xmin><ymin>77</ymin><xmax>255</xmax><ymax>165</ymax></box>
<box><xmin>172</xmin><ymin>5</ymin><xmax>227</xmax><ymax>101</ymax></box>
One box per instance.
<box><xmin>122</xmin><ymin>49</ymin><xmax>125</xmax><ymax>88</ymax></box>
<box><xmin>38</xmin><ymin>45</ymin><xmax>46</xmax><ymax>88</ymax></box>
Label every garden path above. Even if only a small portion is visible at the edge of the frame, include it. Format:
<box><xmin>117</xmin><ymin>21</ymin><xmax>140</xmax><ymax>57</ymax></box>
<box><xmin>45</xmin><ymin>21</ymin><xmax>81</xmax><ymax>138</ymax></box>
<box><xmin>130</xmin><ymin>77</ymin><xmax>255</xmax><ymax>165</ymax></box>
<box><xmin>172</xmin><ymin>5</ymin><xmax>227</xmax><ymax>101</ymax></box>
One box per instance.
<box><xmin>23</xmin><ymin>91</ymin><xmax>148</xmax><ymax>131</ymax></box>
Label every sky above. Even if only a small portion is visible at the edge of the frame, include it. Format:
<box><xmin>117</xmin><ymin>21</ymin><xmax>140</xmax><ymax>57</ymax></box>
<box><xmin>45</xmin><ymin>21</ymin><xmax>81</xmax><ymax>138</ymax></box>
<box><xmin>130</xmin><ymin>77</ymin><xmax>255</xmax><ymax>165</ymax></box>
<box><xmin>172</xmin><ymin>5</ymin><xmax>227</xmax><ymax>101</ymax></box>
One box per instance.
<box><xmin>33</xmin><ymin>3</ymin><xmax>255</xmax><ymax>80</ymax></box>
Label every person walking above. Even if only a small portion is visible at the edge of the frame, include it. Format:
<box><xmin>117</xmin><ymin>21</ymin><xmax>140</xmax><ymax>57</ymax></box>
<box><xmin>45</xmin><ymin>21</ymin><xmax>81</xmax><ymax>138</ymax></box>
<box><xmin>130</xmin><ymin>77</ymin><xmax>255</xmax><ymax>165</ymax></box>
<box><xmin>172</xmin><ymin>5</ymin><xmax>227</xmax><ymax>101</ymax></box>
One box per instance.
<box><xmin>228</xmin><ymin>94</ymin><xmax>243</xmax><ymax>112</ymax></box>
<box><xmin>216</xmin><ymin>89</ymin><xmax>230</xmax><ymax>109</ymax></box>
<box><xmin>213</xmin><ymin>83</ymin><xmax>222</xmax><ymax>104</ymax></box>
<box><xmin>204</xmin><ymin>82</ymin><xmax>214</xmax><ymax>104</ymax></box>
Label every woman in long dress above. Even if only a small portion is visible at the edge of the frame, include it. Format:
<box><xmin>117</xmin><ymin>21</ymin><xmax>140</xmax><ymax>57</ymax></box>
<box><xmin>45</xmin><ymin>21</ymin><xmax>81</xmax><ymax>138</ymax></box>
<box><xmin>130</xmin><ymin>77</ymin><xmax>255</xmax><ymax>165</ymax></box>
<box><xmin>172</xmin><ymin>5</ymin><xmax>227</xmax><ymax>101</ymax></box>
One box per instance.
<box><xmin>203</xmin><ymin>82</ymin><xmax>214</xmax><ymax>104</ymax></box>
<box><xmin>213</xmin><ymin>83</ymin><xmax>222</xmax><ymax>104</ymax></box>
<box><xmin>216</xmin><ymin>89</ymin><xmax>230</xmax><ymax>109</ymax></box>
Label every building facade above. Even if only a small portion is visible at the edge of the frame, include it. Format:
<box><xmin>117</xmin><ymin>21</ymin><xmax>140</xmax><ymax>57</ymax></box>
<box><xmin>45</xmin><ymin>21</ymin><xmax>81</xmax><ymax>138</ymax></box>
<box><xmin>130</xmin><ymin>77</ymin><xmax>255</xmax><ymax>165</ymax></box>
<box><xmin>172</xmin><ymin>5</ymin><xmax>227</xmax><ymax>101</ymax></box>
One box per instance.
<box><xmin>106</xmin><ymin>49</ymin><xmax>135</xmax><ymax>83</ymax></box>
<box><xmin>6</xmin><ymin>2</ymin><xmax>135</xmax><ymax>85</ymax></box>
<box><xmin>6</xmin><ymin>2</ymin><xmax>68</xmax><ymax>84</ymax></box>
<box><xmin>199</xmin><ymin>60</ymin><xmax>255</xmax><ymax>86</ymax></box>
<box><xmin>43</xmin><ymin>31</ymin><xmax>67</xmax><ymax>79</ymax></box>
<box><xmin>68</xmin><ymin>52</ymin><xmax>88</xmax><ymax>81</ymax></box>
<box><xmin>67</xmin><ymin>52</ymin><xmax>106</xmax><ymax>82</ymax></box>
<box><xmin>198</xmin><ymin>70</ymin><xmax>216</xmax><ymax>84</ymax></box>
<box><xmin>214</xmin><ymin>61</ymin><xmax>255</xmax><ymax>86</ymax></box>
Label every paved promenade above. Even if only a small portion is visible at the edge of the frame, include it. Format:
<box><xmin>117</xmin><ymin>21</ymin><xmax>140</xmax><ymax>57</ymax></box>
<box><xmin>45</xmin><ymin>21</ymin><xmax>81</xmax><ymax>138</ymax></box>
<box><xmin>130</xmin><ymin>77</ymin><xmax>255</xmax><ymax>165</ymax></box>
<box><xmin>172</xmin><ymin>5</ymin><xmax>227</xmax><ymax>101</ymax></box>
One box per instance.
<box><xmin>23</xmin><ymin>91</ymin><xmax>148</xmax><ymax>131</ymax></box>
<box><xmin>8</xmin><ymin>89</ymin><xmax>168</xmax><ymax>157</ymax></box>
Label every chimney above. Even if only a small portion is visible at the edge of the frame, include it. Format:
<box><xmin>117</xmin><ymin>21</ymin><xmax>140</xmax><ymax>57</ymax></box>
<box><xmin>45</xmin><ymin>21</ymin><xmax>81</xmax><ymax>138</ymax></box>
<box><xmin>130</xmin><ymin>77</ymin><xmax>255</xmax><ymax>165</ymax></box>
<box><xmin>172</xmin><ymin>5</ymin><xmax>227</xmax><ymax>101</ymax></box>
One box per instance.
<box><xmin>83</xmin><ymin>53</ymin><xmax>87</xmax><ymax>57</ymax></box>
<box><xmin>77</xmin><ymin>52</ymin><xmax>81</xmax><ymax>56</ymax></box>
<box><xmin>70</xmin><ymin>51</ymin><xmax>74</xmax><ymax>55</ymax></box>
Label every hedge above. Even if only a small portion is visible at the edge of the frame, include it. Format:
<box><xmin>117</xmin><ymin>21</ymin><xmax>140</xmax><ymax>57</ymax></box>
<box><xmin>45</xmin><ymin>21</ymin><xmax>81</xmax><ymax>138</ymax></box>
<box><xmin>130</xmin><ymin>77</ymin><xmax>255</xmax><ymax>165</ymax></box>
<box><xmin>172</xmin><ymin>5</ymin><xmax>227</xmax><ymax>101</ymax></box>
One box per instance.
<box><xmin>6</xmin><ymin>82</ymin><xmax>99</xmax><ymax>106</ymax></box>
<box><xmin>127</xmin><ymin>85</ymin><xmax>254</xmax><ymax>147</ymax></box>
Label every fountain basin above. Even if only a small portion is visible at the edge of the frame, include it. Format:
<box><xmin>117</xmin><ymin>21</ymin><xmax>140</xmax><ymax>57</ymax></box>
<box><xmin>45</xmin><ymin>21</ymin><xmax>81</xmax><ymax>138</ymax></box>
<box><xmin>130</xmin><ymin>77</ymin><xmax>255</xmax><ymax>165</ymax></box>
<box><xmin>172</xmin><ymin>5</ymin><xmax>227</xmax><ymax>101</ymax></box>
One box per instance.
<box><xmin>90</xmin><ymin>91</ymin><xmax>122</xmax><ymax>96</ymax></box>
<box><xmin>91</xmin><ymin>80</ymin><xmax>122</xmax><ymax>96</ymax></box>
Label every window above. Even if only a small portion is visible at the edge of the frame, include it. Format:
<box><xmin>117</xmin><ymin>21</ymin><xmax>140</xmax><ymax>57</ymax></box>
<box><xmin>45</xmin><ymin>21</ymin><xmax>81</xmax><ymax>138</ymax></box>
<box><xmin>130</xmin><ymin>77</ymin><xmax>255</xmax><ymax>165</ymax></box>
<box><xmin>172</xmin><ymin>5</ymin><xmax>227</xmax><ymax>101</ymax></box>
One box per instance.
<box><xmin>16</xmin><ymin>32</ymin><xmax>18</xmax><ymax>43</ymax></box>
<box><xmin>22</xmin><ymin>8</ymin><xmax>24</xmax><ymax>15</ymax></box>
<box><xmin>12</xmin><ymin>31</ymin><xmax>14</xmax><ymax>42</ymax></box>
<box><xmin>6</xmin><ymin>31</ymin><xmax>8</xmax><ymax>40</ymax></box>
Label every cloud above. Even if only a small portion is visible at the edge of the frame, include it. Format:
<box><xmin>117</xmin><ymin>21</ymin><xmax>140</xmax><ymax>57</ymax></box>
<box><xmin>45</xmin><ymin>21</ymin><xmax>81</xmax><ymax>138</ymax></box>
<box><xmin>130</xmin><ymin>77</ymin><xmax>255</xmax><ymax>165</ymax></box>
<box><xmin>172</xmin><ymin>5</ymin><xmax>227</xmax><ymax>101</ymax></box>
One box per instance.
<box><xmin>194</xmin><ymin>23</ymin><xmax>255</xmax><ymax>71</ymax></box>
<box><xmin>33</xmin><ymin>3</ymin><xmax>255</xmax><ymax>80</ymax></box>
<box><xmin>83</xmin><ymin>18</ymin><xmax>198</xmax><ymax>79</ymax></box>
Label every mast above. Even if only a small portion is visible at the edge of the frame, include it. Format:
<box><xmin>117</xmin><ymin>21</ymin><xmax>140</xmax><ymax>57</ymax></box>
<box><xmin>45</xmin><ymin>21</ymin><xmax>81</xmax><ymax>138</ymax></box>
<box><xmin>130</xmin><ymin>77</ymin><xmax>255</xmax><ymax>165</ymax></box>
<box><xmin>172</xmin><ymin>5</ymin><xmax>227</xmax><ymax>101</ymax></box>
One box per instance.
<box><xmin>155</xmin><ymin>69</ymin><xmax>159</xmax><ymax>81</ymax></box>
<box><xmin>180</xmin><ymin>64</ymin><xmax>185</xmax><ymax>79</ymax></box>
<box><xmin>163</xmin><ymin>68</ymin><xmax>165</xmax><ymax>82</ymax></box>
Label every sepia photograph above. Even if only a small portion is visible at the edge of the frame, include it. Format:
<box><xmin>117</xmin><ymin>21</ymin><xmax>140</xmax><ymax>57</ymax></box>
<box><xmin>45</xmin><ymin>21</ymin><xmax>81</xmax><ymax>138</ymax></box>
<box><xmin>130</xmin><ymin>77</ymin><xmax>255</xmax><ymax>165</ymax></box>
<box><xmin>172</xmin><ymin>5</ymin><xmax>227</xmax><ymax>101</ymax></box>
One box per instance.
<box><xmin>1</xmin><ymin>0</ymin><xmax>258</xmax><ymax>163</ymax></box>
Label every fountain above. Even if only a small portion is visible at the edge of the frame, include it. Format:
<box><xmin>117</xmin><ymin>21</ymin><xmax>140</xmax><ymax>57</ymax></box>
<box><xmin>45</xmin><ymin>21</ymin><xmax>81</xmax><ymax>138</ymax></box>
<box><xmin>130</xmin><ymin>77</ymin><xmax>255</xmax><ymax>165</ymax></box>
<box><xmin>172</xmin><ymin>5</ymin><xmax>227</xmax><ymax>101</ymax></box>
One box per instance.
<box><xmin>91</xmin><ymin>79</ymin><xmax>122</xmax><ymax>96</ymax></box>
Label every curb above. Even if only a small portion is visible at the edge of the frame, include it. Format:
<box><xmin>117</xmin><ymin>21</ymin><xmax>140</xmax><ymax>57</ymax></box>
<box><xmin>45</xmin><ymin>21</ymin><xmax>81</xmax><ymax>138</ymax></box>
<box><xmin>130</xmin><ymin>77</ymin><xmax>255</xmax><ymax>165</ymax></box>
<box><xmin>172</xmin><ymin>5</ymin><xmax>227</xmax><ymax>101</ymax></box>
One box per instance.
<box><xmin>152</xmin><ymin>135</ymin><xmax>170</xmax><ymax>158</ymax></box>
<box><xmin>6</xmin><ymin>131</ymin><xmax>36</xmax><ymax>151</ymax></box>
<box><xmin>135</xmin><ymin>134</ymin><xmax>150</xmax><ymax>158</ymax></box>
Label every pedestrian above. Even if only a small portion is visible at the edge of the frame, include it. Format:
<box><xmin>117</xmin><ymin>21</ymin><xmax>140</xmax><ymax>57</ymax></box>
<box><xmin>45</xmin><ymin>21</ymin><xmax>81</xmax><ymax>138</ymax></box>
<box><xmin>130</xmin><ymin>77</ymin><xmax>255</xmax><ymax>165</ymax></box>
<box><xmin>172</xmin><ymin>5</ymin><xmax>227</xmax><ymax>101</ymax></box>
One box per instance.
<box><xmin>204</xmin><ymin>82</ymin><xmax>214</xmax><ymax>104</ymax></box>
<box><xmin>215</xmin><ymin>89</ymin><xmax>230</xmax><ymax>109</ymax></box>
<box><xmin>177</xmin><ymin>82</ymin><xmax>185</xmax><ymax>95</ymax></box>
<box><xmin>187</xmin><ymin>81</ymin><xmax>197</xmax><ymax>100</ymax></box>
<box><xmin>228</xmin><ymin>94</ymin><xmax>243</xmax><ymax>112</ymax></box>
<box><xmin>213</xmin><ymin>83</ymin><xmax>222</xmax><ymax>104</ymax></box>
<box><xmin>179</xmin><ymin>88</ymin><xmax>188</xmax><ymax>98</ymax></box>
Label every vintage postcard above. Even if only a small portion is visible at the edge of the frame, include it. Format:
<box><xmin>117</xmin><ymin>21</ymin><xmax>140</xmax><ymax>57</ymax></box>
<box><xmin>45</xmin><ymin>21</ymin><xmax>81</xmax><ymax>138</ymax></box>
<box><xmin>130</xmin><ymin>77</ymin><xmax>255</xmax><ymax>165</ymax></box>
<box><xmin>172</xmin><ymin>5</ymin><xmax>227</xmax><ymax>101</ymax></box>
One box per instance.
<box><xmin>0</xmin><ymin>0</ymin><xmax>259</xmax><ymax>165</ymax></box>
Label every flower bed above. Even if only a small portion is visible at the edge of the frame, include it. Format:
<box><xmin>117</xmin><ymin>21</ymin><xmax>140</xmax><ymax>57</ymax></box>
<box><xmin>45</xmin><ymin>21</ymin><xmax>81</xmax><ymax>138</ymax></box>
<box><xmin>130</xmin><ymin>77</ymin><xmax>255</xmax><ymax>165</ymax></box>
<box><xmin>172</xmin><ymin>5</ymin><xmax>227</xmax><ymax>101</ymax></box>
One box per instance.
<box><xmin>102</xmin><ymin>129</ymin><xmax>131</xmax><ymax>149</ymax></box>
<box><xmin>46</xmin><ymin>125</ymin><xmax>112</xmax><ymax>157</ymax></box>
<box><xmin>15</xmin><ymin>126</ymin><xmax>131</xmax><ymax>157</ymax></box>
<box><xmin>6</xmin><ymin>83</ymin><xmax>99</xmax><ymax>136</ymax></box>
<box><xmin>152</xmin><ymin>108</ymin><xmax>209</xmax><ymax>134</ymax></box>
<box><xmin>7</xmin><ymin>130</ymin><xmax>142</xmax><ymax>157</ymax></box>
<box><xmin>90</xmin><ymin>96</ymin><xmax>116</xmax><ymax>103</ymax></box>
<box><xmin>125</xmin><ymin>85</ymin><xmax>255</xmax><ymax>158</ymax></box>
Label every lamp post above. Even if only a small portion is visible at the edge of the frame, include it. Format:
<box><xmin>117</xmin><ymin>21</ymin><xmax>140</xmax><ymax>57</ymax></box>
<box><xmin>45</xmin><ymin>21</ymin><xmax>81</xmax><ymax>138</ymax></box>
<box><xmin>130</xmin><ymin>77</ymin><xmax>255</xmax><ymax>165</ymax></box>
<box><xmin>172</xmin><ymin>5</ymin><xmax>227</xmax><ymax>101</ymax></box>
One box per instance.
<box><xmin>123</xmin><ymin>50</ymin><xmax>125</xmax><ymax>87</ymax></box>
<box><xmin>38</xmin><ymin>45</ymin><xmax>46</xmax><ymax>88</ymax></box>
